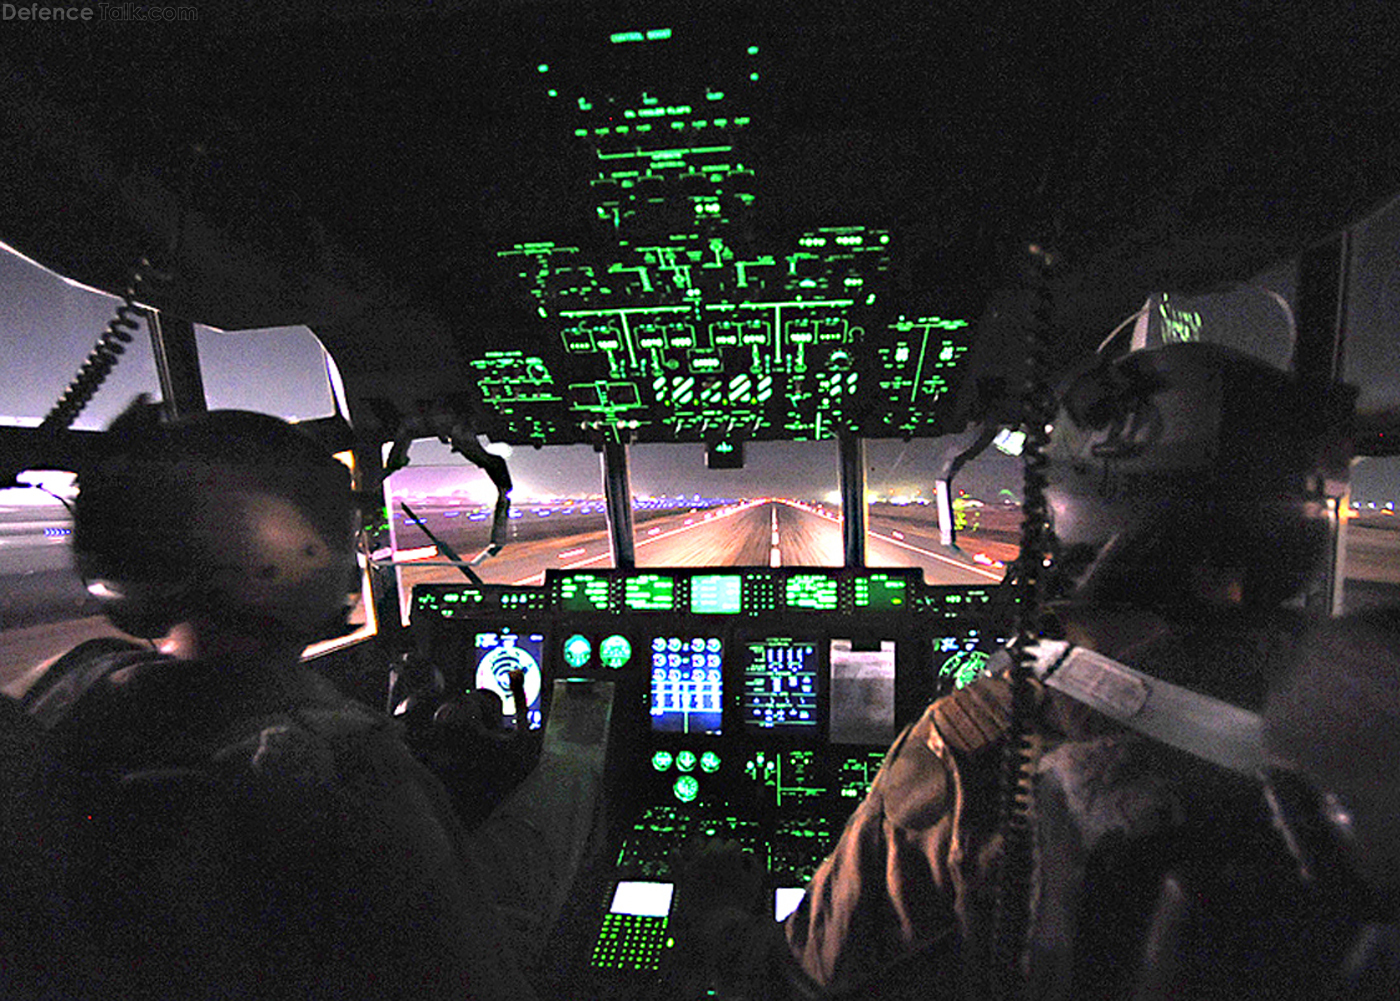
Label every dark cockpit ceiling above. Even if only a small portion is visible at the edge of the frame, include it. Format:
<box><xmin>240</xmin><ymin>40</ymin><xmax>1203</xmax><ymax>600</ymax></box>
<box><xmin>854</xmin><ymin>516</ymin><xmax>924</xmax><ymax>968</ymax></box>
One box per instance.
<box><xmin>2</xmin><ymin>1</ymin><xmax>1399</xmax><ymax>443</ymax></box>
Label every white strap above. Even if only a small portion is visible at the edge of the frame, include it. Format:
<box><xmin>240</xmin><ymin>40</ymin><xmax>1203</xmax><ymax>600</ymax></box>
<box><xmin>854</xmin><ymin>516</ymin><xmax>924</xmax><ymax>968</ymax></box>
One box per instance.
<box><xmin>992</xmin><ymin>640</ymin><xmax>1264</xmax><ymax>777</ymax></box>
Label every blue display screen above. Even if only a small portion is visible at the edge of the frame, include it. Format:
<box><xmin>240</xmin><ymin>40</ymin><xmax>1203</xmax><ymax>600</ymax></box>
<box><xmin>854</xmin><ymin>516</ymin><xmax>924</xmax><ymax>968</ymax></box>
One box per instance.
<box><xmin>474</xmin><ymin>629</ymin><xmax>546</xmax><ymax>729</ymax></box>
<box><xmin>649</xmin><ymin>635</ymin><xmax>723</xmax><ymax>735</ymax></box>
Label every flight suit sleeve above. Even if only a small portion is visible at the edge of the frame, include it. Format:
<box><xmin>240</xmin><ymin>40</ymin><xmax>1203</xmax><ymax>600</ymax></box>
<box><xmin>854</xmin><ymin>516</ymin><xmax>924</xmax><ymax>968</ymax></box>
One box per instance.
<box><xmin>783</xmin><ymin>706</ymin><xmax>966</xmax><ymax>992</ymax></box>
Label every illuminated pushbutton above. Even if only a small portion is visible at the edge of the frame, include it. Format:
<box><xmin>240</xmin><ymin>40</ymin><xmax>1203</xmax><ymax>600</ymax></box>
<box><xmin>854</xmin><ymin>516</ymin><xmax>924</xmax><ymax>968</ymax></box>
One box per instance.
<box><xmin>563</xmin><ymin>634</ymin><xmax>592</xmax><ymax>669</ymax></box>
<box><xmin>600</xmin><ymin>635</ymin><xmax>632</xmax><ymax>669</ymax></box>
<box><xmin>700</xmin><ymin>751</ymin><xmax>721</xmax><ymax>774</ymax></box>
<box><xmin>675</xmin><ymin>750</ymin><xmax>697</xmax><ymax>773</ymax></box>
<box><xmin>651</xmin><ymin>750</ymin><xmax>674</xmax><ymax>772</ymax></box>
<box><xmin>673</xmin><ymin>775</ymin><xmax>699</xmax><ymax>803</ymax></box>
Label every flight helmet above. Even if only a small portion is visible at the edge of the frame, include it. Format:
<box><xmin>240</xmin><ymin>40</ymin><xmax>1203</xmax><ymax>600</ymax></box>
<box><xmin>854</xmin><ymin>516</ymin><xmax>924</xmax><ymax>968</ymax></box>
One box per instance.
<box><xmin>1043</xmin><ymin>339</ymin><xmax>1349</xmax><ymax>612</ymax></box>
<box><xmin>73</xmin><ymin>401</ymin><xmax>358</xmax><ymax>641</ymax></box>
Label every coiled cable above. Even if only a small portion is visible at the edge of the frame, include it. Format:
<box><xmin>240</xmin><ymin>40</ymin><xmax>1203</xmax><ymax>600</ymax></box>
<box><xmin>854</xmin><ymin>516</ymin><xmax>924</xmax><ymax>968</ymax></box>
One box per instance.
<box><xmin>38</xmin><ymin>258</ymin><xmax>157</xmax><ymax>434</ymax></box>
<box><xmin>987</xmin><ymin>244</ymin><xmax>1058</xmax><ymax>999</ymax></box>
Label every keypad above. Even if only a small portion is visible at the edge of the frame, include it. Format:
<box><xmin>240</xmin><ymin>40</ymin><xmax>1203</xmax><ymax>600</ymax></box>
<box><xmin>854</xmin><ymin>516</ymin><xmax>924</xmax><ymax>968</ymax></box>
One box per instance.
<box><xmin>590</xmin><ymin>913</ymin><xmax>672</xmax><ymax>971</ymax></box>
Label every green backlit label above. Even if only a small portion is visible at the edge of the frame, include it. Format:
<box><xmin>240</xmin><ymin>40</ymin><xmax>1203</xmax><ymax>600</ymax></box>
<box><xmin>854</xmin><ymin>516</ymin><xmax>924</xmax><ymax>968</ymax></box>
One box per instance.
<box><xmin>625</xmin><ymin>573</ymin><xmax>676</xmax><ymax>611</ymax></box>
<box><xmin>700</xmin><ymin>751</ymin><xmax>721</xmax><ymax>773</ymax></box>
<box><xmin>419</xmin><ymin>587</ymin><xmax>484</xmax><ymax>609</ymax></box>
<box><xmin>785</xmin><ymin>574</ymin><xmax>838</xmax><ymax>611</ymax></box>
<box><xmin>560</xmin><ymin>574</ymin><xmax>611</xmax><ymax>612</ymax></box>
<box><xmin>675</xmin><ymin>750</ymin><xmax>697</xmax><ymax>772</ymax></box>
<box><xmin>652</xmin><ymin>750</ymin><xmax>674</xmax><ymax>772</ymax></box>
<box><xmin>690</xmin><ymin>574</ymin><xmax>742</xmax><ymax>614</ymax></box>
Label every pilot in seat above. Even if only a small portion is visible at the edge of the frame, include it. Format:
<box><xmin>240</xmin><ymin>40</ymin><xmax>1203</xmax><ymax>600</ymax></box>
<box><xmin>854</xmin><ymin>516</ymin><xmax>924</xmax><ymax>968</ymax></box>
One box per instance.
<box><xmin>676</xmin><ymin>336</ymin><xmax>1362</xmax><ymax>1000</ymax></box>
<box><xmin>14</xmin><ymin>400</ymin><xmax>599</xmax><ymax>1001</ymax></box>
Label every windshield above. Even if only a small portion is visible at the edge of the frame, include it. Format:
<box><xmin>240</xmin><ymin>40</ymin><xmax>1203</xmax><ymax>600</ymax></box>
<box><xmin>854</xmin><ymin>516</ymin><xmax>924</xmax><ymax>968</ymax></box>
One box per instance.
<box><xmin>379</xmin><ymin>435</ymin><xmax>1015</xmax><ymax>623</ymax></box>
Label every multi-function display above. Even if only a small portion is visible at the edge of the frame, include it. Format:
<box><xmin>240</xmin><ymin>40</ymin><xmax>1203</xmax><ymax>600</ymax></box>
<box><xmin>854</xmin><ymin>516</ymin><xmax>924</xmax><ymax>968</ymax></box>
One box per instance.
<box><xmin>559</xmin><ymin>573</ymin><xmax>613</xmax><ymax>612</ymax></box>
<box><xmin>689</xmin><ymin>573</ymin><xmax>743</xmax><ymax>614</ymax></box>
<box><xmin>624</xmin><ymin>573</ymin><xmax>676</xmax><ymax>612</ymax></box>
<box><xmin>473</xmin><ymin>629</ymin><xmax>546</xmax><ymax>729</ymax></box>
<box><xmin>852</xmin><ymin>572</ymin><xmax>907</xmax><ymax>610</ymax></box>
<box><xmin>742</xmin><ymin>638</ymin><xmax>819</xmax><ymax>732</ymax></box>
<box><xmin>649</xmin><ymin>635</ymin><xmax>724</xmax><ymax>735</ymax></box>
<box><xmin>784</xmin><ymin>574</ymin><xmax>839</xmax><ymax>612</ymax></box>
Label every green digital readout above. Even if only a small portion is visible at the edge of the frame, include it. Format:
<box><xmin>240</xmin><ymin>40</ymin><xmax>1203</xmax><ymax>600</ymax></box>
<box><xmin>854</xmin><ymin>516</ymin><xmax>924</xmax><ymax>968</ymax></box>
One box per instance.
<box><xmin>690</xmin><ymin>574</ymin><xmax>742</xmax><ymax>614</ymax></box>
<box><xmin>625</xmin><ymin>574</ymin><xmax>675</xmax><ymax>611</ymax></box>
<box><xmin>560</xmin><ymin>574</ymin><xmax>612</xmax><ymax>612</ymax></box>
<box><xmin>853</xmin><ymin>573</ymin><xmax>906</xmax><ymax>609</ymax></box>
<box><xmin>785</xmin><ymin>574</ymin><xmax>838</xmax><ymax>611</ymax></box>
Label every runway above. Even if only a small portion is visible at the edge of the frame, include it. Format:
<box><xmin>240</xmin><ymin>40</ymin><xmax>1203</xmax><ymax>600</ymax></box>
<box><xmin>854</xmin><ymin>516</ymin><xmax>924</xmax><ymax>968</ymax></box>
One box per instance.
<box><xmin>392</xmin><ymin>498</ymin><xmax>1008</xmax><ymax>595</ymax></box>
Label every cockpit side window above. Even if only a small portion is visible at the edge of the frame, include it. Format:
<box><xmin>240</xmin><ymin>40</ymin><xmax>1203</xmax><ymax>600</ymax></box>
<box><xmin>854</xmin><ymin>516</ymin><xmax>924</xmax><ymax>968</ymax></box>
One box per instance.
<box><xmin>1344</xmin><ymin>460</ymin><xmax>1400</xmax><ymax>611</ymax></box>
<box><xmin>1344</xmin><ymin>193</ymin><xmax>1400</xmax><ymax>418</ymax></box>
<box><xmin>0</xmin><ymin>241</ymin><xmax>163</xmax><ymax>430</ymax></box>
<box><xmin>0</xmin><ymin>242</ymin><xmax>168</xmax><ymax>693</ymax></box>
<box><xmin>1338</xmin><ymin>195</ymin><xmax>1400</xmax><ymax>612</ymax></box>
<box><xmin>864</xmin><ymin>438</ymin><xmax>1019</xmax><ymax>587</ymax></box>
<box><xmin>0</xmin><ymin>248</ymin><xmax>359</xmax><ymax>688</ymax></box>
<box><xmin>194</xmin><ymin>323</ymin><xmax>337</xmax><ymax>421</ymax></box>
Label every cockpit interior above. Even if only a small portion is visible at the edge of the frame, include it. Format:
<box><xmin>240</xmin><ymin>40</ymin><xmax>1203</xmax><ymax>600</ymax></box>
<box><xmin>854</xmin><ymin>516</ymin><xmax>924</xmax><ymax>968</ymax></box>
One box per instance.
<box><xmin>2</xmin><ymin>3</ymin><xmax>1399</xmax><ymax>998</ymax></box>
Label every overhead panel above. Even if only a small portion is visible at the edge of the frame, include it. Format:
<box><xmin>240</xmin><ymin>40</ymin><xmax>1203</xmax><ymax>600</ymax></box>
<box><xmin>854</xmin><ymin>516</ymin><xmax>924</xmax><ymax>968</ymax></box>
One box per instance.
<box><xmin>472</xmin><ymin>25</ymin><xmax>975</xmax><ymax>445</ymax></box>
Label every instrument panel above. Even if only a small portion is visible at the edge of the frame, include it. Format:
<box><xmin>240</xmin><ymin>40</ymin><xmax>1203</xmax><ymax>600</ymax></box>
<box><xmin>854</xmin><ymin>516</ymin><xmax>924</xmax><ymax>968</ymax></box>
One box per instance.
<box><xmin>411</xmin><ymin>567</ymin><xmax>1009</xmax><ymax>991</ymax></box>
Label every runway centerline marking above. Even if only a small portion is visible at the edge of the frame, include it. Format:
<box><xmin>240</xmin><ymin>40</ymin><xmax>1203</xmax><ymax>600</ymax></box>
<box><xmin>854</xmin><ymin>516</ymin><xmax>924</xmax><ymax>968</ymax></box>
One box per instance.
<box><xmin>770</xmin><ymin>506</ymin><xmax>781</xmax><ymax>567</ymax></box>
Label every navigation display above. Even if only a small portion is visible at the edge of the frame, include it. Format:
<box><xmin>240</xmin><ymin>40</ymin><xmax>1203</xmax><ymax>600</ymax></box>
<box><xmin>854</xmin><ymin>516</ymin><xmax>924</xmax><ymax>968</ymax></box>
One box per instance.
<box><xmin>743</xmin><ymin>638</ymin><xmax>819</xmax><ymax>732</ymax></box>
<box><xmin>473</xmin><ymin>629</ymin><xmax>546</xmax><ymax>729</ymax></box>
<box><xmin>690</xmin><ymin>573</ymin><xmax>742</xmax><ymax>614</ymax></box>
<box><xmin>649</xmin><ymin>635</ymin><xmax>723</xmax><ymax>735</ymax></box>
<box><xmin>934</xmin><ymin>634</ymin><xmax>995</xmax><ymax>693</ymax></box>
